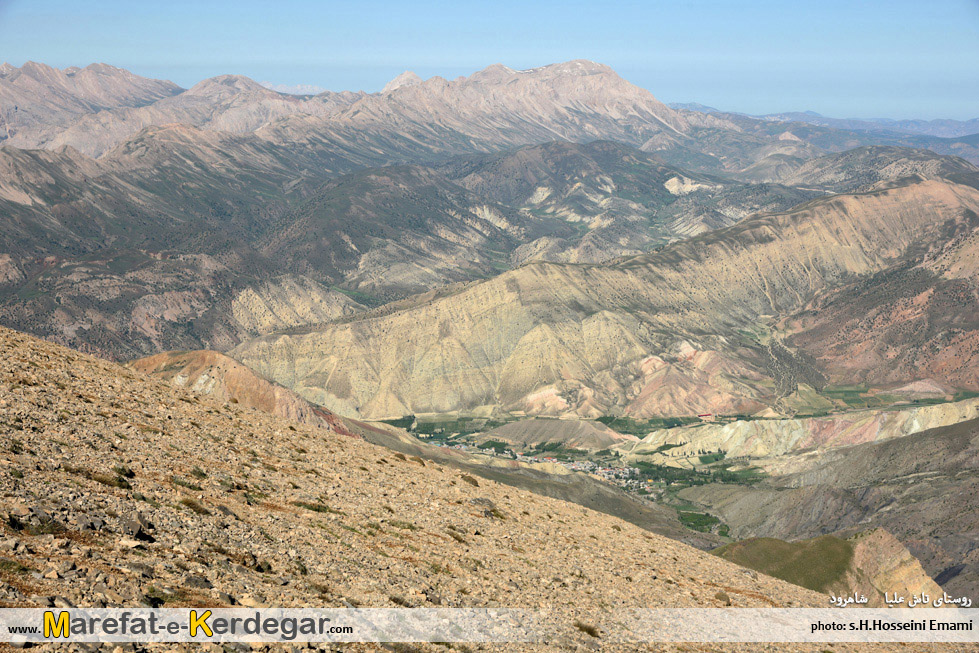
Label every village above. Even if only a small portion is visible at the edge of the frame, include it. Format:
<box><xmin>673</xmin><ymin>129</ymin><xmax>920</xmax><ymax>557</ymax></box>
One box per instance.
<box><xmin>430</xmin><ymin>439</ymin><xmax>655</xmax><ymax>493</ymax></box>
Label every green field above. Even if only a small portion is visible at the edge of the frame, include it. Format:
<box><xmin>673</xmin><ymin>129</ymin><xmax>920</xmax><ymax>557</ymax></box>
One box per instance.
<box><xmin>712</xmin><ymin>535</ymin><xmax>854</xmax><ymax>593</ymax></box>
<box><xmin>596</xmin><ymin>415</ymin><xmax>702</xmax><ymax>435</ymax></box>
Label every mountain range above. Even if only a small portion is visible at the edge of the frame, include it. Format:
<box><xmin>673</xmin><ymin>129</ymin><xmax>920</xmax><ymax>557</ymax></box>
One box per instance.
<box><xmin>3</xmin><ymin>57</ymin><xmax>979</xmax><ymax>612</ymax></box>
<box><xmin>3</xmin><ymin>60</ymin><xmax>977</xmax><ymax>363</ymax></box>
<box><xmin>671</xmin><ymin>102</ymin><xmax>979</xmax><ymax>139</ymax></box>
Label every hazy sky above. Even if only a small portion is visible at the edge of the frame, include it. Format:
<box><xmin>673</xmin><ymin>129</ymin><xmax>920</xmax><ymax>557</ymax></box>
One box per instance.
<box><xmin>1</xmin><ymin>0</ymin><xmax>977</xmax><ymax>119</ymax></box>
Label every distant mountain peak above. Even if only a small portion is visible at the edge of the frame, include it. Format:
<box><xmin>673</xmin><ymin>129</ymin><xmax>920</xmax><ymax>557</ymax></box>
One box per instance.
<box><xmin>536</xmin><ymin>59</ymin><xmax>611</xmax><ymax>74</ymax></box>
<box><xmin>186</xmin><ymin>74</ymin><xmax>267</xmax><ymax>96</ymax></box>
<box><xmin>259</xmin><ymin>81</ymin><xmax>328</xmax><ymax>95</ymax></box>
<box><xmin>469</xmin><ymin>60</ymin><xmax>613</xmax><ymax>83</ymax></box>
<box><xmin>382</xmin><ymin>70</ymin><xmax>423</xmax><ymax>93</ymax></box>
<box><xmin>18</xmin><ymin>60</ymin><xmax>55</xmax><ymax>74</ymax></box>
<box><xmin>80</xmin><ymin>62</ymin><xmax>128</xmax><ymax>75</ymax></box>
<box><xmin>466</xmin><ymin>63</ymin><xmax>515</xmax><ymax>82</ymax></box>
<box><xmin>669</xmin><ymin>102</ymin><xmax>725</xmax><ymax>114</ymax></box>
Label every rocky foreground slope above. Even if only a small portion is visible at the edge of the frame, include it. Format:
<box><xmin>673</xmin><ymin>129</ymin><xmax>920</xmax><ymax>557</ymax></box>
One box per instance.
<box><xmin>0</xmin><ymin>325</ymin><xmax>854</xmax><ymax>651</ymax></box>
<box><xmin>128</xmin><ymin>349</ymin><xmax>714</xmax><ymax>549</ymax></box>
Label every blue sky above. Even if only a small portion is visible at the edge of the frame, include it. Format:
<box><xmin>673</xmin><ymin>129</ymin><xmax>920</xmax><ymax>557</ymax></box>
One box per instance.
<box><xmin>1</xmin><ymin>0</ymin><xmax>977</xmax><ymax>119</ymax></box>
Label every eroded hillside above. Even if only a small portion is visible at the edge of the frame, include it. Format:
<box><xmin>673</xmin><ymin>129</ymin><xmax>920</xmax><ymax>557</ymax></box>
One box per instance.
<box><xmin>231</xmin><ymin>176</ymin><xmax>979</xmax><ymax>419</ymax></box>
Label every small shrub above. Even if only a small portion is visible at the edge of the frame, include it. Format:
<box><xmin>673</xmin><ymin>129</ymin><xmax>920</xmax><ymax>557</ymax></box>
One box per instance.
<box><xmin>134</xmin><ymin>492</ymin><xmax>161</xmax><ymax>507</ymax></box>
<box><xmin>574</xmin><ymin>620</ymin><xmax>600</xmax><ymax>638</ymax></box>
<box><xmin>389</xmin><ymin>520</ymin><xmax>417</xmax><ymax>531</ymax></box>
<box><xmin>291</xmin><ymin>500</ymin><xmax>344</xmax><ymax>515</ymax></box>
<box><xmin>25</xmin><ymin>518</ymin><xmax>66</xmax><ymax>536</ymax></box>
<box><xmin>171</xmin><ymin>476</ymin><xmax>203</xmax><ymax>491</ymax></box>
<box><xmin>179</xmin><ymin>498</ymin><xmax>211</xmax><ymax>515</ymax></box>
<box><xmin>113</xmin><ymin>465</ymin><xmax>136</xmax><ymax>479</ymax></box>
<box><xmin>429</xmin><ymin>562</ymin><xmax>449</xmax><ymax>574</ymax></box>
<box><xmin>0</xmin><ymin>559</ymin><xmax>30</xmax><ymax>574</ymax></box>
<box><xmin>92</xmin><ymin>473</ymin><xmax>132</xmax><ymax>489</ymax></box>
<box><xmin>144</xmin><ymin>586</ymin><xmax>183</xmax><ymax>607</ymax></box>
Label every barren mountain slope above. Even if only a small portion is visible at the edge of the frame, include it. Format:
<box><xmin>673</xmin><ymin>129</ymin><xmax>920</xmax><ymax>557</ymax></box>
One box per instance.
<box><xmin>438</xmin><ymin>140</ymin><xmax>821</xmax><ymax>261</ymax></box>
<box><xmin>231</xmin><ymin>177</ymin><xmax>979</xmax><ymax>419</ymax></box>
<box><xmin>260</xmin><ymin>165</ymin><xmax>530</xmax><ymax>299</ymax></box>
<box><xmin>772</xmin><ymin>146</ymin><xmax>979</xmax><ymax>191</ymax></box>
<box><xmin>128</xmin><ymin>349</ymin><xmax>350</xmax><ymax>433</ymax></box>
<box><xmin>0</xmin><ymin>325</ymin><xmax>833</xmax><ymax>650</ymax></box>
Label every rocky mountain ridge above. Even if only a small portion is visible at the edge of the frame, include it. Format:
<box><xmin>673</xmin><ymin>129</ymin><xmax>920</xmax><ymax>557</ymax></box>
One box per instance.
<box><xmin>4</xmin><ymin>58</ymin><xmax>979</xmax><ymax>369</ymax></box>
<box><xmin>8</xmin><ymin>59</ymin><xmax>978</xmax><ymax>175</ymax></box>
<box><xmin>0</xmin><ymin>61</ymin><xmax>181</xmax><ymax>148</ymax></box>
